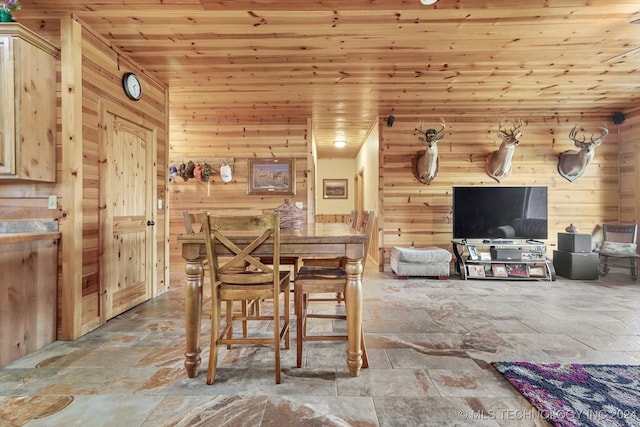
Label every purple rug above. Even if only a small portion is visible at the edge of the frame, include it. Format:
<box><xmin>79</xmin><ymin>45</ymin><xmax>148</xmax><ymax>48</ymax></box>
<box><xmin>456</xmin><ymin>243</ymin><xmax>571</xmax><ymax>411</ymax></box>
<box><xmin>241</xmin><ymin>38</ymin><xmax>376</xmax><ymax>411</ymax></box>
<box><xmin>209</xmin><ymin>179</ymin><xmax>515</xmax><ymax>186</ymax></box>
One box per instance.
<box><xmin>492</xmin><ymin>362</ymin><xmax>640</xmax><ymax>427</ymax></box>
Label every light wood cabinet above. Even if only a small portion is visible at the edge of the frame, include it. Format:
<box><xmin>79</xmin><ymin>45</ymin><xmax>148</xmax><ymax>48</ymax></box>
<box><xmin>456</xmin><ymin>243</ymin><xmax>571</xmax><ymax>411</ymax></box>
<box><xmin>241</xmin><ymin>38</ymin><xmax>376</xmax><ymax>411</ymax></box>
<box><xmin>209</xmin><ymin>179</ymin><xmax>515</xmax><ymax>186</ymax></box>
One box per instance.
<box><xmin>0</xmin><ymin>232</ymin><xmax>60</xmax><ymax>367</ymax></box>
<box><xmin>0</xmin><ymin>23</ymin><xmax>58</xmax><ymax>181</ymax></box>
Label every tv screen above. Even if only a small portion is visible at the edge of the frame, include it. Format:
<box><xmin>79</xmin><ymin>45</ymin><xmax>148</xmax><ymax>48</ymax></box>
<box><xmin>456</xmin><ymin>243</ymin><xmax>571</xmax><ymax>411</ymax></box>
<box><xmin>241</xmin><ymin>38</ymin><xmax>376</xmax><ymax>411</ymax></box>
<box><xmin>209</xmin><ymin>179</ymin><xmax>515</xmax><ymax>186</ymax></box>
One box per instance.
<box><xmin>453</xmin><ymin>186</ymin><xmax>548</xmax><ymax>240</ymax></box>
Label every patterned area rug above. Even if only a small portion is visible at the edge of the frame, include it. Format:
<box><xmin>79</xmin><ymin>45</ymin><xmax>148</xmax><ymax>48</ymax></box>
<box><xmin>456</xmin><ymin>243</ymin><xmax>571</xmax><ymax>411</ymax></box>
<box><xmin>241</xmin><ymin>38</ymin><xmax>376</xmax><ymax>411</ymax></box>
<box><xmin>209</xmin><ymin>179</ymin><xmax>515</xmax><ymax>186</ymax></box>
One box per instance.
<box><xmin>492</xmin><ymin>362</ymin><xmax>640</xmax><ymax>427</ymax></box>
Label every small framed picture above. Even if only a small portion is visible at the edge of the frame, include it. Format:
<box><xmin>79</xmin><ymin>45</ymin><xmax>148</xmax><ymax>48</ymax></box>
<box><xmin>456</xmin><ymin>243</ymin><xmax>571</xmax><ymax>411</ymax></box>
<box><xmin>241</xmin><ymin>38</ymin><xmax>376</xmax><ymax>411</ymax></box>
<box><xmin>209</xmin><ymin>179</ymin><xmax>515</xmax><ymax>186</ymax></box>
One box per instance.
<box><xmin>468</xmin><ymin>245</ymin><xmax>479</xmax><ymax>261</ymax></box>
<box><xmin>479</xmin><ymin>252</ymin><xmax>492</xmax><ymax>261</ymax></box>
<box><xmin>323</xmin><ymin>179</ymin><xmax>348</xmax><ymax>199</ymax></box>
<box><xmin>492</xmin><ymin>263</ymin><xmax>508</xmax><ymax>278</ymax></box>
<box><xmin>467</xmin><ymin>264</ymin><xmax>485</xmax><ymax>277</ymax></box>
<box><xmin>248</xmin><ymin>158</ymin><xmax>295</xmax><ymax>195</ymax></box>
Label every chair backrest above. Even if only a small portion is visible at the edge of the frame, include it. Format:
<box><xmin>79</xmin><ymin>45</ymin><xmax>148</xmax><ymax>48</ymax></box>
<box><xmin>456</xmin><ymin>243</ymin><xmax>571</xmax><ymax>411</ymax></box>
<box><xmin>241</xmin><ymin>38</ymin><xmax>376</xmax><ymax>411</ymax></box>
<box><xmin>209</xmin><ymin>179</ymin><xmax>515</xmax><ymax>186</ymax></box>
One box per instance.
<box><xmin>348</xmin><ymin>210</ymin><xmax>359</xmax><ymax>229</ymax></box>
<box><xmin>359</xmin><ymin>211</ymin><xmax>376</xmax><ymax>269</ymax></box>
<box><xmin>183</xmin><ymin>210</ymin><xmax>204</xmax><ymax>234</ymax></box>
<box><xmin>354</xmin><ymin>210</ymin><xmax>364</xmax><ymax>231</ymax></box>
<box><xmin>603</xmin><ymin>224</ymin><xmax>638</xmax><ymax>244</ymax></box>
<box><xmin>201</xmin><ymin>212</ymin><xmax>281</xmax><ymax>288</ymax></box>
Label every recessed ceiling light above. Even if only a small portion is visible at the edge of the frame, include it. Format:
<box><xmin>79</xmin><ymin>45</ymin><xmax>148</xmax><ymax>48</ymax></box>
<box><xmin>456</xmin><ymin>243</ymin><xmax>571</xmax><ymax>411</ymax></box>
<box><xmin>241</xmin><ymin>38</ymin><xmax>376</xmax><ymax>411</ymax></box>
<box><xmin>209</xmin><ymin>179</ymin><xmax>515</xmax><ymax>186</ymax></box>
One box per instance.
<box><xmin>334</xmin><ymin>140</ymin><xmax>346</xmax><ymax>148</ymax></box>
<box><xmin>420</xmin><ymin>0</ymin><xmax>438</xmax><ymax>5</ymax></box>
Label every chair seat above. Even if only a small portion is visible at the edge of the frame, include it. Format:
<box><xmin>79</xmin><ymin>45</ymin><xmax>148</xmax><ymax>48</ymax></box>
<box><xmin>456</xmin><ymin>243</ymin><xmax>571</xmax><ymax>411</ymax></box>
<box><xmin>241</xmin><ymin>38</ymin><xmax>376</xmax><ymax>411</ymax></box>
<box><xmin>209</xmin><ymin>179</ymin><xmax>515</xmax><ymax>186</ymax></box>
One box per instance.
<box><xmin>296</xmin><ymin>266</ymin><xmax>347</xmax><ymax>281</ymax></box>
<box><xmin>295</xmin><ymin>266</ymin><xmax>347</xmax><ymax>296</ymax></box>
<box><xmin>301</xmin><ymin>257</ymin><xmax>344</xmax><ymax>267</ymax></box>
<box><xmin>600</xmin><ymin>252</ymin><xmax>640</xmax><ymax>259</ymax></box>
<box><xmin>220</xmin><ymin>272</ymin><xmax>290</xmax><ymax>299</ymax></box>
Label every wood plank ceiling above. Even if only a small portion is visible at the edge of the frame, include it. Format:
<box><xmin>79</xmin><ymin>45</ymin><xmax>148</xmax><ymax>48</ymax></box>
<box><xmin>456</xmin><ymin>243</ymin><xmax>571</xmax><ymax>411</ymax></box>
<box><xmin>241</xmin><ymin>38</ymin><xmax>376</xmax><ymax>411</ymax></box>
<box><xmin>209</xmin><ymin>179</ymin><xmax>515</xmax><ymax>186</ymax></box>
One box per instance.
<box><xmin>18</xmin><ymin>0</ymin><xmax>640</xmax><ymax>158</ymax></box>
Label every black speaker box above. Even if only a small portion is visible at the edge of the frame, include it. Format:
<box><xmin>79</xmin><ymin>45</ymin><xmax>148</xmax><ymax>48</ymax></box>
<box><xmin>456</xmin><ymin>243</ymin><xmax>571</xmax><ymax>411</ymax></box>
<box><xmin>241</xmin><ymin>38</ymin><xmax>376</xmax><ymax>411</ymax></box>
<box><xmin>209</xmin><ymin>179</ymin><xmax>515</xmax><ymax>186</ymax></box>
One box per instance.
<box><xmin>553</xmin><ymin>250</ymin><xmax>599</xmax><ymax>280</ymax></box>
<box><xmin>557</xmin><ymin>233</ymin><xmax>592</xmax><ymax>253</ymax></box>
<box><xmin>387</xmin><ymin>115</ymin><xmax>395</xmax><ymax>127</ymax></box>
<box><xmin>613</xmin><ymin>111</ymin><xmax>625</xmax><ymax>125</ymax></box>
<box><xmin>490</xmin><ymin>248</ymin><xmax>522</xmax><ymax>261</ymax></box>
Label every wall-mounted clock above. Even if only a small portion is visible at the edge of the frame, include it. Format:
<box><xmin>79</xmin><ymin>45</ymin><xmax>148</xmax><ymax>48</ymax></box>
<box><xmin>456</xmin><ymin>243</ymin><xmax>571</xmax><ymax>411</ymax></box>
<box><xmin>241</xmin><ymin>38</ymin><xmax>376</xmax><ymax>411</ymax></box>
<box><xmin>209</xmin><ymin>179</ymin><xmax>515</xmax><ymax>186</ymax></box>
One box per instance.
<box><xmin>122</xmin><ymin>72</ymin><xmax>142</xmax><ymax>101</ymax></box>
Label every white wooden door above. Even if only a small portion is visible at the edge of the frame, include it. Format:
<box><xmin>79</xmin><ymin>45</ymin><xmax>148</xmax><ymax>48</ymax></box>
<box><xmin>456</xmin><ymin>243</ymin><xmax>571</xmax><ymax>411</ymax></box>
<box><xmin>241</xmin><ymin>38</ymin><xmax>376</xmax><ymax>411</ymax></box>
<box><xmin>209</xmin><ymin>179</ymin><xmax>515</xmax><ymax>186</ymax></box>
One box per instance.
<box><xmin>100</xmin><ymin>102</ymin><xmax>156</xmax><ymax>321</ymax></box>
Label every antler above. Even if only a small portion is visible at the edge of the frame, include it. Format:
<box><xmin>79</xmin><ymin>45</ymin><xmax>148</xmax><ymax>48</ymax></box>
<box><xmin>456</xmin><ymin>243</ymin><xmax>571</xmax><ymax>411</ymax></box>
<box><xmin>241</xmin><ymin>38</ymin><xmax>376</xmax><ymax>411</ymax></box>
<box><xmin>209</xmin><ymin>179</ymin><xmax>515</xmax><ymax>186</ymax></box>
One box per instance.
<box><xmin>497</xmin><ymin>119</ymin><xmax>524</xmax><ymax>142</ymax></box>
<box><xmin>568</xmin><ymin>124</ymin><xmax>608</xmax><ymax>148</ymax></box>
<box><xmin>414</xmin><ymin>118</ymin><xmax>446</xmax><ymax>143</ymax></box>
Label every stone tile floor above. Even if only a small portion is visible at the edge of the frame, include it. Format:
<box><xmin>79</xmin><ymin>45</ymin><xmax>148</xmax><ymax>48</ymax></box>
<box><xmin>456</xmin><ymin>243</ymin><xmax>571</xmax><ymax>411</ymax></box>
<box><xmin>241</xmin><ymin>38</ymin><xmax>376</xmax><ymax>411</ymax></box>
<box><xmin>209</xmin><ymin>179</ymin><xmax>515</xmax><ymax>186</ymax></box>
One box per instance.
<box><xmin>1</xmin><ymin>267</ymin><xmax>639</xmax><ymax>426</ymax></box>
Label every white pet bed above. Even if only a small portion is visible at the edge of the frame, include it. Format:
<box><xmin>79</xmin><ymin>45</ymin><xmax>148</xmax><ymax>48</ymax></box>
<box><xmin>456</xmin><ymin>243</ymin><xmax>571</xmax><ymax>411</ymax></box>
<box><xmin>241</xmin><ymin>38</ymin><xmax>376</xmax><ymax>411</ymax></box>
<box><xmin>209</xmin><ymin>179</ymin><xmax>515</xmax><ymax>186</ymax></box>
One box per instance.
<box><xmin>390</xmin><ymin>246</ymin><xmax>451</xmax><ymax>278</ymax></box>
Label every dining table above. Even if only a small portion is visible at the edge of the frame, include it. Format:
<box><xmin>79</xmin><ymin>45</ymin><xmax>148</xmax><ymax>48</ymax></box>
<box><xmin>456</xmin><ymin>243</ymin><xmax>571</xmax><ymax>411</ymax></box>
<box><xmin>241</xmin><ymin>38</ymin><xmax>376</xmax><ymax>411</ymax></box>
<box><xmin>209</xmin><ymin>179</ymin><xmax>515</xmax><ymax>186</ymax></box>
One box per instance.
<box><xmin>177</xmin><ymin>222</ymin><xmax>367</xmax><ymax>379</ymax></box>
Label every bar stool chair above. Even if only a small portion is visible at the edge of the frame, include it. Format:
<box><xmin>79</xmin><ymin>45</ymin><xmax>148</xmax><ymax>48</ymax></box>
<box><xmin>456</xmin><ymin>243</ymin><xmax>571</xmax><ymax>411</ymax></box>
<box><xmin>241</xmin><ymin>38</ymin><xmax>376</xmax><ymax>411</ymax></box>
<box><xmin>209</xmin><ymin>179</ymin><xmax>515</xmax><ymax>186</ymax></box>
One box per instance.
<box><xmin>183</xmin><ymin>210</ymin><xmax>258</xmax><ymax>337</ymax></box>
<box><xmin>201</xmin><ymin>212</ymin><xmax>291</xmax><ymax>384</ymax></box>
<box><xmin>294</xmin><ymin>211</ymin><xmax>375</xmax><ymax>368</ymax></box>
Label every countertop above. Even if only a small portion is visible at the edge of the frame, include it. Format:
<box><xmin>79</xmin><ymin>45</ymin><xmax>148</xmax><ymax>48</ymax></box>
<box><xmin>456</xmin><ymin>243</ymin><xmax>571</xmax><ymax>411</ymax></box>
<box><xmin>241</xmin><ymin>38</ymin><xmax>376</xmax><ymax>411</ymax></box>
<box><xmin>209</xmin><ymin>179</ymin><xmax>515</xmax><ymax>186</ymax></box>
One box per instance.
<box><xmin>0</xmin><ymin>220</ymin><xmax>60</xmax><ymax>244</ymax></box>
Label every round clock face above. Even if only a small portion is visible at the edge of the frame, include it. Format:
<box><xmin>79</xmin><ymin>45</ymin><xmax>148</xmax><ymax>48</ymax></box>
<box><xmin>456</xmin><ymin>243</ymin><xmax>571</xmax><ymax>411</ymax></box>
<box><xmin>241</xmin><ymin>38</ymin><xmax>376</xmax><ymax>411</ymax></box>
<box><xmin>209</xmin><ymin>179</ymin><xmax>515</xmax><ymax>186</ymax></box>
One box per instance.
<box><xmin>122</xmin><ymin>72</ymin><xmax>142</xmax><ymax>100</ymax></box>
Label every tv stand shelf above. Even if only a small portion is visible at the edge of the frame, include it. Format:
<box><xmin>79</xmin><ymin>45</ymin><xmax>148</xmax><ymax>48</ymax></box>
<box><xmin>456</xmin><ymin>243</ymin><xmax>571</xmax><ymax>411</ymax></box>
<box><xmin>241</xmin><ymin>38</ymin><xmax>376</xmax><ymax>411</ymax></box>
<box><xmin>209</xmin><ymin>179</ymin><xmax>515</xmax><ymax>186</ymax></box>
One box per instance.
<box><xmin>452</xmin><ymin>239</ymin><xmax>555</xmax><ymax>281</ymax></box>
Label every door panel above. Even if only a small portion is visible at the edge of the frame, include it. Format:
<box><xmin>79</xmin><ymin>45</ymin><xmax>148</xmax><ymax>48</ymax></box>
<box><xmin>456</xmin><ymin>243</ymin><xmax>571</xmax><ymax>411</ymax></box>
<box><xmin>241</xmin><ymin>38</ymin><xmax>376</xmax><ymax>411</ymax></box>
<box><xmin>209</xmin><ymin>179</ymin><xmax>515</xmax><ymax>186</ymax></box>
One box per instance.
<box><xmin>100</xmin><ymin>105</ymin><xmax>155</xmax><ymax>320</ymax></box>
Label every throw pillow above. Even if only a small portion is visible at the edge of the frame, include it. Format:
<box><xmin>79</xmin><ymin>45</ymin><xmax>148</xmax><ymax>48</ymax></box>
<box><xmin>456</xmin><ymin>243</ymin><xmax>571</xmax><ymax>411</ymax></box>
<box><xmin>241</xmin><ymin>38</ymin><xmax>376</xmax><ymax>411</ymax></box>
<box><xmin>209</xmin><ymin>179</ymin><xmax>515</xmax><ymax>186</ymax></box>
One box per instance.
<box><xmin>601</xmin><ymin>241</ymin><xmax>637</xmax><ymax>255</ymax></box>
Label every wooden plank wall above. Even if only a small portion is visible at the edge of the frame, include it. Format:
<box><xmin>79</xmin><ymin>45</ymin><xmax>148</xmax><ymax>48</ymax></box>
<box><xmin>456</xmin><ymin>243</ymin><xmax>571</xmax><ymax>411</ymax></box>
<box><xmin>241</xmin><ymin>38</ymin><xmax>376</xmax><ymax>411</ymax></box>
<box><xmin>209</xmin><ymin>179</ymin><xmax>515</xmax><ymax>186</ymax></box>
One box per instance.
<box><xmin>167</xmin><ymin>110</ymin><xmax>637</xmax><ymax>275</ymax></box>
<box><xmin>378</xmin><ymin>113</ymin><xmax>623</xmax><ymax>269</ymax></box>
<box><xmin>315</xmin><ymin>214</ymin><xmax>350</xmax><ymax>224</ymax></box>
<box><xmin>74</xmin><ymin>22</ymin><xmax>168</xmax><ymax>337</ymax></box>
<box><xmin>0</xmin><ymin>17</ymin><xmax>169</xmax><ymax>339</ymax></box>
<box><xmin>619</xmin><ymin>109</ymin><xmax>640</xmax><ymax>225</ymax></box>
<box><xmin>166</xmin><ymin>116</ymin><xmax>308</xmax><ymax>270</ymax></box>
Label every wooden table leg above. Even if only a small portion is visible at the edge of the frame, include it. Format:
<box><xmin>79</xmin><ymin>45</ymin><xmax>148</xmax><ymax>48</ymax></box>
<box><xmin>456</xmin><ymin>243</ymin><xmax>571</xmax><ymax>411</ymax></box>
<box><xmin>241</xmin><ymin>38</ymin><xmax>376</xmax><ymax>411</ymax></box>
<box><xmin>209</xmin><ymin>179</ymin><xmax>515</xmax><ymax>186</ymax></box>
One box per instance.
<box><xmin>183</xmin><ymin>244</ymin><xmax>204</xmax><ymax>378</ymax></box>
<box><xmin>344</xmin><ymin>257</ymin><xmax>363</xmax><ymax>377</ymax></box>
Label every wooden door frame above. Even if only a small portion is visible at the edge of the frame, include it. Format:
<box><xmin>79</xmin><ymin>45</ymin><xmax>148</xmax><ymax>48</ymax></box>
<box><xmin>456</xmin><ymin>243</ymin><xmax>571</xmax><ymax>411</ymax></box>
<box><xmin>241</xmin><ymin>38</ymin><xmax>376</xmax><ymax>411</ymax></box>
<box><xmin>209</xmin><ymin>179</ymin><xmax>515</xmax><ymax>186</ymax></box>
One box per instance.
<box><xmin>98</xmin><ymin>99</ymin><xmax>157</xmax><ymax>323</ymax></box>
<box><xmin>355</xmin><ymin>167</ymin><xmax>364</xmax><ymax>213</ymax></box>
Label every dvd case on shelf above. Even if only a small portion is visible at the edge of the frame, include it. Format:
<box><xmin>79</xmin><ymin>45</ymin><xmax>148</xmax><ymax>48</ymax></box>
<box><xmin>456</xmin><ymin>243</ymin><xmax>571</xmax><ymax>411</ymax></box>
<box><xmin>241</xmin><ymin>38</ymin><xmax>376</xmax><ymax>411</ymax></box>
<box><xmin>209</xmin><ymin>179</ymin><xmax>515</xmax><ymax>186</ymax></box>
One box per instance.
<box><xmin>507</xmin><ymin>263</ymin><xmax>529</xmax><ymax>278</ymax></box>
<box><xmin>467</xmin><ymin>264</ymin><xmax>485</xmax><ymax>277</ymax></box>
<box><xmin>491</xmin><ymin>263</ymin><xmax>508</xmax><ymax>278</ymax></box>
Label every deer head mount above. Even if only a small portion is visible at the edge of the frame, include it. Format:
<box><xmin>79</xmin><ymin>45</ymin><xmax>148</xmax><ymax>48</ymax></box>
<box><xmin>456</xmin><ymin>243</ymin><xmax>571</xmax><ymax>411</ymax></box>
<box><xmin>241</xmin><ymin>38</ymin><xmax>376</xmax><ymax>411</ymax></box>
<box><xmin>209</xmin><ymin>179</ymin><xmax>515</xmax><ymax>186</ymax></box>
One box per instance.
<box><xmin>411</xmin><ymin>118</ymin><xmax>446</xmax><ymax>185</ymax></box>
<box><xmin>485</xmin><ymin>119</ymin><xmax>525</xmax><ymax>182</ymax></box>
<box><xmin>557</xmin><ymin>124</ymin><xmax>608</xmax><ymax>182</ymax></box>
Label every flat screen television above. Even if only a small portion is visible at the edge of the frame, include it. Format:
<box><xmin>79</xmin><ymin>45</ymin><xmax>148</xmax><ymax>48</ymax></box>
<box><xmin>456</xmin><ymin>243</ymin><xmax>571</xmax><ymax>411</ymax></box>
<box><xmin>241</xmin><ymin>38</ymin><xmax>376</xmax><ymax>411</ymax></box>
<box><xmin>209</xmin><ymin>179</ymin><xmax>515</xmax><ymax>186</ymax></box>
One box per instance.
<box><xmin>452</xmin><ymin>186</ymin><xmax>548</xmax><ymax>240</ymax></box>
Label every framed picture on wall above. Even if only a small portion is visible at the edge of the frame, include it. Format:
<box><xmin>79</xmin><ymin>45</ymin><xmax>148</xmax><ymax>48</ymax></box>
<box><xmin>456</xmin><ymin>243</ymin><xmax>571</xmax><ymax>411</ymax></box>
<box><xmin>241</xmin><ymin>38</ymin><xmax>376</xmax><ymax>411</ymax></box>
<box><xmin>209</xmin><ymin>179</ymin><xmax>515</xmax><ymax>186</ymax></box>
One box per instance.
<box><xmin>248</xmin><ymin>158</ymin><xmax>295</xmax><ymax>195</ymax></box>
<box><xmin>323</xmin><ymin>179</ymin><xmax>348</xmax><ymax>199</ymax></box>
